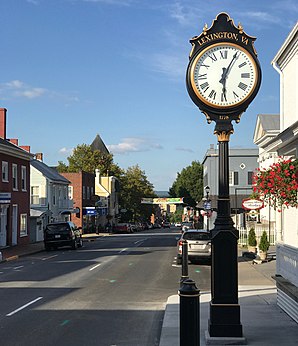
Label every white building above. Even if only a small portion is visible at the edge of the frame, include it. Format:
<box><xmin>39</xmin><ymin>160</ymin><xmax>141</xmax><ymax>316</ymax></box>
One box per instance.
<box><xmin>30</xmin><ymin>154</ymin><xmax>73</xmax><ymax>241</ymax></box>
<box><xmin>254</xmin><ymin>22</ymin><xmax>298</xmax><ymax>323</ymax></box>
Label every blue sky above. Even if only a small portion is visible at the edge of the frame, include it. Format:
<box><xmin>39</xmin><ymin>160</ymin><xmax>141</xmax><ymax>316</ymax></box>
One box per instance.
<box><xmin>0</xmin><ymin>1</ymin><xmax>297</xmax><ymax>190</ymax></box>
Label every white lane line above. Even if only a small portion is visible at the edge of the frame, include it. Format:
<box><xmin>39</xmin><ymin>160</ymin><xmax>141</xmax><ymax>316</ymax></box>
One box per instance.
<box><xmin>13</xmin><ymin>266</ymin><xmax>24</xmax><ymax>270</ymax></box>
<box><xmin>6</xmin><ymin>297</ymin><xmax>43</xmax><ymax>317</ymax></box>
<box><xmin>89</xmin><ymin>263</ymin><xmax>101</xmax><ymax>271</ymax></box>
<box><xmin>42</xmin><ymin>254</ymin><xmax>58</xmax><ymax>261</ymax></box>
<box><xmin>119</xmin><ymin>248</ymin><xmax>128</xmax><ymax>253</ymax></box>
<box><xmin>134</xmin><ymin>238</ymin><xmax>147</xmax><ymax>245</ymax></box>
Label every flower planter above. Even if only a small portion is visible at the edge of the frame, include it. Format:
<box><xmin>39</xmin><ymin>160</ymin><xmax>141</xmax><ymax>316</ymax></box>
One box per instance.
<box><xmin>248</xmin><ymin>246</ymin><xmax>257</xmax><ymax>254</ymax></box>
<box><xmin>259</xmin><ymin>251</ymin><xmax>267</xmax><ymax>261</ymax></box>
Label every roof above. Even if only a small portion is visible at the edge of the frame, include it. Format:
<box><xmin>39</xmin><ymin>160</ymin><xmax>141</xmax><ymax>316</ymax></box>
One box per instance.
<box><xmin>31</xmin><ymin>159</ymin><xmax>70</xmax><ymax>184</ymax></box>
<box><xmin>30</xmin><ymin>208</ymin><xmax>46</xmax><ymax>217</ymax></box>
<box><xmin>257</xmin><ymin>114</ymin><xmax>280</xmax><ymax>131</ymax></box>
<box><xmin>253</xmin><ymin>114</ymin><xmax>280</xmax><ymax>145</ymax></box>
<box><xmin>272</xmin><ymin>21</ymin><xmax>298</xmax><ymax>66</ymax></box>
<box><xmin>90</xmin><ymin>134</ymin><xmax>109</xmax><ymax>155</ymax></box>
<box><xmin>0</xmin><ymin>137</ymin><xmax>33</xmax><ymax>160</ymax></box>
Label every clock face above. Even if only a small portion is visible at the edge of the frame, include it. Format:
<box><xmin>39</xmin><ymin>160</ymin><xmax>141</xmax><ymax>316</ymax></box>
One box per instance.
<box><xmin>189</xmin><ymin>42</ymin><xmax>258</xmax><ymax>108</ymax></box>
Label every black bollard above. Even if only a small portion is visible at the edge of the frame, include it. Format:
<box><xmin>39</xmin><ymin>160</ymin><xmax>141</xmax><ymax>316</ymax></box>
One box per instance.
<box><xmin>180</xmin><ymin>239</ymin><xmax>189</xmax><ymax>286</ymax></box>
<box><xmin>179</xmin><ymin>279</ymin><xmax>200</xmax><ymax>346</ymax></box>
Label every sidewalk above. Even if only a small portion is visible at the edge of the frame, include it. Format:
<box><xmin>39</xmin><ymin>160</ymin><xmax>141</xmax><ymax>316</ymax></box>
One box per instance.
<box><xmin>159</xmin><ymin>256</ymin><xmax>298</xmax><ymax>346</ymax></box>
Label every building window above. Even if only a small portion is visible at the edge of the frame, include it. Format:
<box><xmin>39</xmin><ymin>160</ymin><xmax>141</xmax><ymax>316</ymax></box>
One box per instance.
<box><xmin>248</xmin><ymin>171</ymin><xmax>254</xmax><ymax>185</ymax></box>
<box><xmin>21</xmin><ymin>166</ymin><xmax>27</xmax><ymax>191</ymax></box>
<box><xmin>229</xmin><ymin>171</ymin><xmax>239</xmax><ymax>186</ymax></box>
<box><xmin>68</xmin><ymin>186</ymin><xmax>73</xmax><ymax>200</ymax></box>
<box><xmin>83</xmin><ymin>186</ymin><xmax>86</xmax><ymax>200</ymax></box>
<box><xmin>2</xmin><ymin>161</ymin><xmax>8</xmax><ymax>182</ymax></box>
<box><xmin>20</xmin><ymin>214</ymin><xmax>28</xmax><ymax>236</ymax></box>
<box><xmin>12</xmin><ymin>164</ymin><xmax>18</xmax><ymax>190</ymax></box>
<box><xmin>52</xmin><ymin>186</ymin><xmax>56</xmax><ymax>206</ymax></box>
<box><xmin>87</xmin><ymin>186</ymin><xmax>90</xmax><ymax>200</ymax></box>
<box><xmin>31</xmin><ymin>186</ymin><xmax>40</xmax><ymax>204</ymax></box>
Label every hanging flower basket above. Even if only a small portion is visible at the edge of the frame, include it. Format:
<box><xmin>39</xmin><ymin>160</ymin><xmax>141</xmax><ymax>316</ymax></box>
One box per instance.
<box><xmin>253</xmin><ymin>158</ymin><xmax>298</xmax><ymax>209</ymax></box>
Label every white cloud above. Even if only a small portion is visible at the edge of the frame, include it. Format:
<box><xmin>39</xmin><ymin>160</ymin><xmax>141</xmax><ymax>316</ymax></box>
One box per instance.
<box><xmin>108</xmin><ymin>137</ymin><xmax>163</xmax><ymax>154</ymax></box>
<box><xmin>59</xmin><ymin>147</ymin><xmax>74</xmax><ymax>155</ymax></box>
<box><xmin>0</xmin><ymin>79</ymin><xmax>79</xmax><ymax>103</ymax></box>
<box><xmin>175</xmin><ymin>147</ymin><xmax>194</xmax><ymax>153</ymax></box>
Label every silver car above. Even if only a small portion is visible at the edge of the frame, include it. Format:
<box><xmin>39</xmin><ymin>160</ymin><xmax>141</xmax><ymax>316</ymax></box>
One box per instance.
<box><xmin>181</xmin><ymin>221</ymin><xmax>193</xmax><ymax>232</ymax></box>
<box><xmin>176</xmin><ymin>229</ymin><xmax>211</xmax><ymax>264</ymax></box>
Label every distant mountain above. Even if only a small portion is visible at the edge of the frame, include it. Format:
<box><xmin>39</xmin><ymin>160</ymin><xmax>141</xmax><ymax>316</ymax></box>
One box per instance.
<box><xmin>154</xmin><ymin>191</ymin><xmax>170</xmax><ymax>198</ymax></box>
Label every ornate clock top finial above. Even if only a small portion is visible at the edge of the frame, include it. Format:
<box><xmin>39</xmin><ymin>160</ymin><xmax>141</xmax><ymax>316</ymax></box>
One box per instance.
<box><xmin>203</xmin><ymin>23</ymin><xmax>208</xmax><ymax>35</ymax></box>
<box><xmin>238</xmin><ymin>22</ymin><xmax>244</xmax><ymax>34</ymax></box>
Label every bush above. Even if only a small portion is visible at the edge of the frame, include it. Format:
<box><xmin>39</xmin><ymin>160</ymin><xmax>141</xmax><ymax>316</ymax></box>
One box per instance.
<box><xmin>259</xmin><ymin>231</ymin><xmax>270</xmax><ymax>252</ymax></box>
<box><xmin>248</xmin><ymin>228</ymin><xmax>257</xmax><ymax>247</ymax></box>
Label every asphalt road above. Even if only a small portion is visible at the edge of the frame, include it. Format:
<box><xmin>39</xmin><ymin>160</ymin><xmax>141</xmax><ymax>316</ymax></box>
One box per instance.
<box><xmin>0</xmin><ymin>228</ymin><xmax>211</xmax><ymax>346</ymax></box>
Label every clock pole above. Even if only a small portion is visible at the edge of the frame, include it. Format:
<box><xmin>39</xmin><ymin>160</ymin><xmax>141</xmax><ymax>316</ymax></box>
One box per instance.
<box><xmin>208</xmin><ymin>122</ymin><xmax>243</xmax><ymax>338</ymax></box>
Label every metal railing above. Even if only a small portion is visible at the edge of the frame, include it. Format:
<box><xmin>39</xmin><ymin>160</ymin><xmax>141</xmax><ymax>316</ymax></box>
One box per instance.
<box><xmin>238</xmin><ymin>225</ymin><xmax>276</xmax><ymax>246</ymax></box>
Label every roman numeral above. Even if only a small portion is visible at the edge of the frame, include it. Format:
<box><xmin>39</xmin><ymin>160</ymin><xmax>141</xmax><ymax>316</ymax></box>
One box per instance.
<box><xmin>208</xmin><ymin>53</ymin><xmax>217</xmax><ymax>62</ymax></box>
<box><xmin>197</xmin><ymin>73</ymin><xmax>207</xmax><ymax>80</ymax></box>
<box><xmin>200</xmin><ymin>82</ymin><xmax>209</xmax><ymax>91</ymax></box>
<box><xmin>201</xmin><ymin>63</ymin><xmax>210</xmax><ymax>69</ymax></box>
<box><xmin>220</xmin><ymin>50</ymin><xmax>228</xmax><ymax>59</ymax></box>
<box><xmin>208</xmin><ymin>90</ymin><xmax>216</xmax><ymax>99</ymax></box>
<box><xmin>233</xmin><ymin>91</ymin><xmax>239</xmax><ymax>99</ymax></box>
<box><xmin>241</xmin><ymin>73</ymin><xmax>250</xmax><ymax>78</ymax></box>
<box><xmin>238</xmin><ymin>62</ymin><xmax>247</xmax><ymax>68</ymax></box>
<box><xmin>238</xmin><ymin>82</ymin><xmax>248</xmax><ymax>91</ymax></box>
<box><xmin>221</xmin><ymin>92</ymin><xmax>227</xmax><ymax>102</ymax></box>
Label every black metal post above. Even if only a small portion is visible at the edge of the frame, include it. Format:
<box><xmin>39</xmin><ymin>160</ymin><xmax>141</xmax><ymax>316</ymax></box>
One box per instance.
<box><xmin>180</xmin><ymin>240</ymin><xmax>189</xmax><ymax>286</ymax></box>
<box><xmin>208</xmin><ymin>126</ymin><xmax>243</xmax><ymax>338</ymax></box>
<box><xmin>179</xmin><ymin>279</ymin><xmax>200</xmax><ymax>346</ymax></box>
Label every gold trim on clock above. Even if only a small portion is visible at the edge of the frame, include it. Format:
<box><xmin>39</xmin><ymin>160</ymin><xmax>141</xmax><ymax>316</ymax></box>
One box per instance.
<box><xmin>189</xmin><ymin>42</ymin><xmax>259</xmax><ymax>109</ymax></box>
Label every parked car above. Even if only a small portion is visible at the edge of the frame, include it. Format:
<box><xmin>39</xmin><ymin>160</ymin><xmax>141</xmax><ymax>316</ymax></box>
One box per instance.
<box><xmin>176</xmin><ymin>229</ymin><xmax>211</xmax><ymax>264</ymax></box>
<box><xmin>162</xmin><ymin>221</ymin><xmax>171</xmax><ymax>228</ymax></box>
<box><xmin>175</xmin><ymin>222</ymin><xmax>182</xmax><ymax>228</ymax></box>
<box><xmin>181</xmin><ymin>221</ymin><xmax>193</xmax><ymax>232</ymax></box>
<box><xmin>44</xmin><ymin>221</ymin><xmax>83</xmax><ymax>251</ymax></box>
<box><xmin>113</xmin><ymin>223</ymin><xmax>133</xmax><ymax>233</ymax></box>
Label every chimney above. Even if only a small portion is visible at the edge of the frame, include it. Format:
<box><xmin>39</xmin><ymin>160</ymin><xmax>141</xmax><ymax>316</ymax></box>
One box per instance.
<box><xmin>35</xmin><ymin>153</ymin><xmax>43</xmax><ymax>161</ymax></box>
<box><xmin>0</xmin><ymin>108</ymin><xmax>7</xmax><ymax>139</ymax></box>
<box><xmin>20</xmin><ymin>145</ymin><xmax>31</xmax><ymax>153</ymax></box>
<box><xmin>9</xmin><ymin>138</ymin><xmax>19</xmax><ymax>146</ymax></box>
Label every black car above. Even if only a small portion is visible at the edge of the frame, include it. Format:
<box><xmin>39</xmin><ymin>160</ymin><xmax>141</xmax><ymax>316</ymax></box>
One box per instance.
<box><xmin>44</xmin><ymin>221</ymin><xmax>83</xmax><ymax>251</ymax></box>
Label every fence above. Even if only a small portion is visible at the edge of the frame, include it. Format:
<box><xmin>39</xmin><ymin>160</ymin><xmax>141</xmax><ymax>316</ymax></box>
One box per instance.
<box><xmin>238</xmin><ymin>225</ymin><xmax>276</xmax><ymax>246</ymax></box>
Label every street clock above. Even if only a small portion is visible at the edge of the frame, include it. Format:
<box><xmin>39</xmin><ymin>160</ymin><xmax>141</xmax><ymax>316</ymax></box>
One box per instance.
<box><xmin>186</xmin><ymin>12</ymin><xmax>261</xmax><ymax>125</ymax></box>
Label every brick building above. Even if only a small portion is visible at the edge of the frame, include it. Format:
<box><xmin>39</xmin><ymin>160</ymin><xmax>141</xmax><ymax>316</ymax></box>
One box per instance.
<box><xmin>0</xmin><ymin>108</ymin><xmax>33</xmax><ymax>248</ymax></box>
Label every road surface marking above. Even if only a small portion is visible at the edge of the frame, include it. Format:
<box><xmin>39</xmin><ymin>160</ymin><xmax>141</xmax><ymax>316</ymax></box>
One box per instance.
<box><xmin>42</xmin><ymin>254</ymin><xmax>58</xmax><ymax>261</ymax></box>
<box><xmin>119</xmin><ymin>248</ymin><xmax>128</xmax><ymax>253</ymax></box>
<box><xmin>89</xmin><ymin>263</ymin><xmax>101</xmax><ymax>271</ymax></box>
<box><xmin>13</xmin><ymin>266</ymin><xmax>24</xmax><ymax>270</ymax></box>
<box><xmin>6</xmin><ymin>297</ymin><xmax>43</xmax><ymax>316</ymax></box>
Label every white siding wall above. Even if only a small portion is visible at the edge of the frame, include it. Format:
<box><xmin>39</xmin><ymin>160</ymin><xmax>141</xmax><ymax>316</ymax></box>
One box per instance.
<box><xmin>283</xmin><ymin>56</ymin><xmax>298</xmax><ymax>130</ymax></box>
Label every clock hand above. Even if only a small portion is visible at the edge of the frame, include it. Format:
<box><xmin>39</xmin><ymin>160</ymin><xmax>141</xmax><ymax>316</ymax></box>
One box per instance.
<box><xmin>219</xmin><ymin>52</ymin><xmax>239</xmax><ymax>84</ymax></box>
<box><xmin>225</xmin><ymin>52</ymin><xmax>238</xmax><ymax>76</ymax></box>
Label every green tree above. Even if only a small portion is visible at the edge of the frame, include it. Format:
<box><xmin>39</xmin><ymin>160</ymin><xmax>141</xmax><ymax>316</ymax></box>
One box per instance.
<box><xmin>56</xmin><ymin>144</ymin><xmax>123</xmax><ymax>178</ymax></box>
<box><xmin>169</xmin><ymin>161</ymin><xmax>204</xmax><ymax>207</ymax></box>
<box><xmin>119</xmin><ymin>165</ymin><xmax>156</xmax><ymax>222</ymax></box>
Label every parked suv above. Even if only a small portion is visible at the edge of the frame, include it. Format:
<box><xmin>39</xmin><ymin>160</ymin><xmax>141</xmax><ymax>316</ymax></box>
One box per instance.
<box><xmin>44</xmin><ymin>221</ymin><xmax>83</xmax><ymax>251</ymax></box>
<box><xmin>176</xmin><ymin>229</ymin><xmax>211</xmax><ymax>264</ymax></box>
